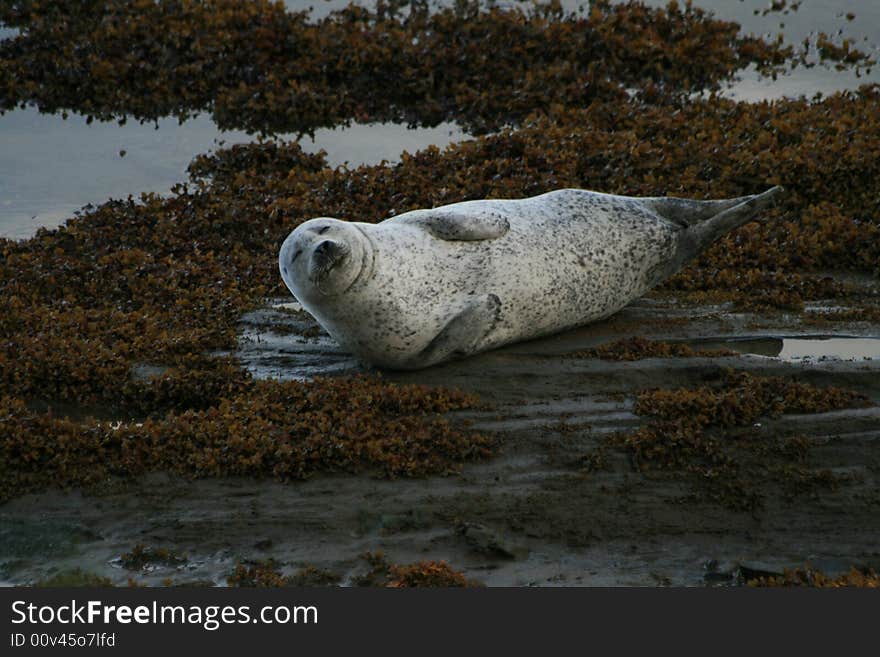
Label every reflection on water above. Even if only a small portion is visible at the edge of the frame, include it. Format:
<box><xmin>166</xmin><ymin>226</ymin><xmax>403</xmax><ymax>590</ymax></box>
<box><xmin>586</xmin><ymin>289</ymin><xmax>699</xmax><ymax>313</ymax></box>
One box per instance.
<box><xmin>669</xmin><ymin>0</ymin><xmax>880</xmax><ymax>101</ymax></box>
<box><xmin>0</xmin><ymin>111</ymin><xmax>248</xmax><ymax>239</ymax></box>
<box><xmin>0</xmin><ymin>109</ymin><xmax>465</xmax><ymax>240</ymax></box>
<box><xmin>698</xmin><ymin>336</ymin><xmax>880</xmax><ymax>361</ymax></box>
<box><xmin>698</xmin><ymin>337</ymin><xmax>786</xmax><ymax>358</ymax></box>
<box><xmin>305</xmin><ymin>121</ymin><xmax>465</xmax><ymax>168</ymax></box>
<box><xmin>778</xmin><ymin>337</ymin><xmax>880</xmax><ymax>361</ymax></box>
<box><xmin>283</xmin><ymin>0</ymin><xmax>373</xmax><ymax>19</ymax></box>
<box><xmin>565</xmin><ymin>0</ymin><xmax>880</xmax><ymax>101</ymax></box>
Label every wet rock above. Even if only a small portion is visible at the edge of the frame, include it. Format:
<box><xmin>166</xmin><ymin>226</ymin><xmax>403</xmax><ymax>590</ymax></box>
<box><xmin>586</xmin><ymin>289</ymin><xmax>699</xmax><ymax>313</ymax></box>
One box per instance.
<box><xmin>455</xmin><ymin>521</ymin><xmax>529</xmax><ymax>560</ymax></box>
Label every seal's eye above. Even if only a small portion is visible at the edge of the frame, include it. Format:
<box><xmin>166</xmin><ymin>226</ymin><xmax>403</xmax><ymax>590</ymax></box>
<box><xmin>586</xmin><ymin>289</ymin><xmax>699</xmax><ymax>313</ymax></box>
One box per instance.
<box><xmin>291</xmin><ymin>249</ymin><xmax>302</xmax><ymax>263</ymax></box>
<box><xmin>318</xmin><ymin>226</ymin><xmax>331</xmax><ymax>235</ymax></box>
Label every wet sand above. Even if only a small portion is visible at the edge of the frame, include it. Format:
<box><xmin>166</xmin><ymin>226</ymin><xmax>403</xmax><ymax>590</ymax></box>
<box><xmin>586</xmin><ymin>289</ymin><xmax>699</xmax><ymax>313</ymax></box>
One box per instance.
<box><xmin>3</xmin><ymin>286</ymin><xmax>878</xmax><ymax>586</ymax></box>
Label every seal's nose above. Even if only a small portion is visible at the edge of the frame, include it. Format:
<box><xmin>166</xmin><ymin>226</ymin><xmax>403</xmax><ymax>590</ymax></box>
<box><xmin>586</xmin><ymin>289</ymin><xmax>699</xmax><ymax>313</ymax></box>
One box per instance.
<box><xmin>315</xmin><ymin>240</ymin><xmax>333</xmax><ymax>257</ymax></box>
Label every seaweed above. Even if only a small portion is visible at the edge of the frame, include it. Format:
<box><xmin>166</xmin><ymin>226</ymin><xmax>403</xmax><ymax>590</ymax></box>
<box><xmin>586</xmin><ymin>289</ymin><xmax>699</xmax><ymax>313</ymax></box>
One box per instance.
<box><xmin>352</xmin><ymin>551</ymin><xmax>480</xmax><ymax>587</ymax></box>
<box><xmin>119</xmin><ymin>544</ymin><xmax>187</xmax><ymax>570</ymax></box>
<box><xmin>227</xmin><ymin>553</ymin><xmax>479</xmax><ymax>587</ymax></box>
<box><xmin>586</xmin><ymin>371</ymin><xmax>873</xmax><ymax>511</ymax></box>
<box><xmin>0</xmin><ymin>0</ymin><xmax>820</xmax><ymax>135</ymax></box>
<box><xmin>227</xmin><ymin>559</ymin><xmax>290</xmax><ymax>587</ymax></box>
<box><xmin>569</xmin><ymin>336</ymin><xmax>736</xmax><ymax>360</ymax></box>
<box><xmin>35</xmin><ymin>568</ymin><xmax>115</xmax><ymax>587</ymax></box>
<box><xmin>747</xmin><ymin>566</ymin><xmax>880</xmax><ymax>587</ymax></box>
<box><xmin>0</xmin><ymin>378</ymin><xmax>493</xmax><ymax>502</ymax></box>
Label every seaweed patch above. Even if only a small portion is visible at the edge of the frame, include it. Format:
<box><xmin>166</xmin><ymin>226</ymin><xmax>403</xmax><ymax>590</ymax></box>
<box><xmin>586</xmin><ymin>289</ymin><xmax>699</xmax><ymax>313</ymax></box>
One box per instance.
<box><xmin>569</xmin><ymin>336</ymin><xmax>737</xmax><ymax>360</ymax></box>
<box><xmin>227</xmin><ymin>553</ymin><xmax>479</xmax><ymax>587</ymax></box>
<box><xmin>0</xmin><ymin>378</ymin><xmax>493</xmax><ymax>502</ymax></box>
<box><xmin>119</xmin><ymin>544</ymin><xmax>188</xmax><ymax>571</ymax></box>
<box><xmin>747</xmin><ymin>566</ymin><xmax>880</xmax><ymax>587</ymax></box>
<box><xmin>0</xmin><ymin>0</ymin><xmax>826</xmax><ymax>135</ymax></box>
<box><xmin>583</xmin><ymin>371</ymin><xmax>873</xmax><ymax>511</ymax></box>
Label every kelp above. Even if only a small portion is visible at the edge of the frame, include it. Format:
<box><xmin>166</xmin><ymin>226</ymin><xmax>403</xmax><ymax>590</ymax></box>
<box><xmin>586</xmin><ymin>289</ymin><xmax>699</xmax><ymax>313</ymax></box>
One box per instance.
<box><xmin>0</xmin><ymin>0</ymin><xmax>813</xmax><ymax>135</ymax></box>
<box><xmin>747</xmin><ymin>566</ymin><xmax>880</xmax><ymax>587</ymax></box>
<box><xmin>584</xmin><ymin>371</ymin><xmax>872</xmax><ymax>511</ymax></box>
<box><xmin>227</xmin><ymin>553</ymin><xmax>479</xmax><ymax>587</ymax></box>
<box><xmin>569</xmin><ymin>336</ymin><xmax>736</xmax><ymax>360</ymax></box>
<box><xmin>0</xmin><ymin>378</ymin><xmax>493</xmax><ymax>502</ymax></box>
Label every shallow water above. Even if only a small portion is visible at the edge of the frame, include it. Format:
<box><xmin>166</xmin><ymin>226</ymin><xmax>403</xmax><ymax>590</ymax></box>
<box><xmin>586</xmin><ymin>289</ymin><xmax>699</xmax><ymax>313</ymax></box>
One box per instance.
<box><xmin>701</xmin><ymin>335</ymin><xmax>880</xmax><ymax>361</ymax></box>
<box><xmin>635</xmin><ymin>0</ymin><xmax>880</xmax><ymax>101</ymax></box>
<box><xmin>237</xmin><ymin>299</ymin><xmax>880</xmax><ymax>381</ymax></box>
<box><xmin>0</xmin><ymin>110</ymin><xmax>464</xmax><ymax>239</ymax></box>
<box><xmin>1</xmin><ymin>0</ymin><xmax>876</xmax><ymax>239</ymax></box>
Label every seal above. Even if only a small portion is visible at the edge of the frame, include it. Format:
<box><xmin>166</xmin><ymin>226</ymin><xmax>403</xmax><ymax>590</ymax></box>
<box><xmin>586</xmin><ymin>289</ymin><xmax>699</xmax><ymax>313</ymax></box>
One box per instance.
<box><xmin>279</xmin><ymin>187</ymin><xmax>783</xmax><ymax>369</ymax></box>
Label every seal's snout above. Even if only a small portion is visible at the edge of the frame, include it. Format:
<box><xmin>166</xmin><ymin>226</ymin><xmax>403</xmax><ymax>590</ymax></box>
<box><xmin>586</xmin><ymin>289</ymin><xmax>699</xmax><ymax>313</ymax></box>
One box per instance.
<box><xmin>314</xmin><ymin>239</ymin><xmax>335</xmax><ymax>258</ymax></box>
<box><xmin>309</xmin><ymin>238</ymin><xmax>350</xmax><ymax>285</ymax></box>
<box><xmin>312</xmin><ymin>239</ymin><xmax>345</xmax><ymax>268</ymax></box>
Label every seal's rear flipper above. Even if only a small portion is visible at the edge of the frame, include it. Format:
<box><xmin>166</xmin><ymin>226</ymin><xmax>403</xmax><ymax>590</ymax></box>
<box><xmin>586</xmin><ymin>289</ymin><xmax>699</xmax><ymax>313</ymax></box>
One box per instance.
<box><xmin>395</xmin><ymin>209</ymin><xmax>510</xmax><ymax>241</ymax></box>
<box><xmin>647</xmin><ymin>186</ymin><xmax>785</xmax><ymax>286</ymax></box>
<box><xmin>647</xmin><ymin>186</ymin><xmax>785</xmax><ymax>228</ymax></box>
<box><xmin>406</xmin><ymin>294</ymin><xmax>502</xmax><ymax>368</ymax></box>
<box><xmin>688</xmin><ymin>186</ymin><xmax>785</xmax><ymax>245</ymax></box>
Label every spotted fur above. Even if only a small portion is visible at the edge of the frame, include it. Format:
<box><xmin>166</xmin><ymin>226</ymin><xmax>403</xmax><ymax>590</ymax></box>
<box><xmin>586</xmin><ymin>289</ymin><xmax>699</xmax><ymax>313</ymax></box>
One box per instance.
<box><xmin>279</xmin><ymin>187</ymin><xmax>783</xmax><ymax>369</ymax></box>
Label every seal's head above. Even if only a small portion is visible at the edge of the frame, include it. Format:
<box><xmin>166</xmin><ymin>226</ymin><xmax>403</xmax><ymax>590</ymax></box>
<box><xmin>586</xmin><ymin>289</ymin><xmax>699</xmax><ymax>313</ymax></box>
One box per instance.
<box><xmin>279</xmin><ymin>218</ymin><xmax>369</xmax><ymax>303</ymax></box>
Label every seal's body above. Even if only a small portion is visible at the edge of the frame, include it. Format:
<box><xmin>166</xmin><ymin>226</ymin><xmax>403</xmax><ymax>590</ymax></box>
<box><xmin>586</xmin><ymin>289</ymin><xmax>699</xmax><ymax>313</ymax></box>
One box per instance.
<box><xmin>279</xmin><ymin>187</ymin><xmax>783</xmax><ymax>369</ymax></box>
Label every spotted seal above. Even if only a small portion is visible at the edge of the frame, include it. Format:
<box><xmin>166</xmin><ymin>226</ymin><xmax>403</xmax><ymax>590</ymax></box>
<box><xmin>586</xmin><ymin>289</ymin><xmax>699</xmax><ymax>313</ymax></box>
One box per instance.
<box><xmin>279</xmin><ymin>187</ymin><xmax>783</xmax><ymax>369</ymax></box>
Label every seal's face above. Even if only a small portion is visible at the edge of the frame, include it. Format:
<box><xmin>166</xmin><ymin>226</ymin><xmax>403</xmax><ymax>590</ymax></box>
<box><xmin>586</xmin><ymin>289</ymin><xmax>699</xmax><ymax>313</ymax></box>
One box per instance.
<box><xmin>279</xmin><ymin>218</ymin><xmax>367</xmax><ymax>302</ymax></box>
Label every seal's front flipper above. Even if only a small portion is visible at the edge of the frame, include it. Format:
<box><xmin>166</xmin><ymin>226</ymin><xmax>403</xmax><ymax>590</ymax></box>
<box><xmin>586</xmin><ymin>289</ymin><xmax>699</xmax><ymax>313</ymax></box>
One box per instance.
<box><xmin>396</xmin><ymin>209</ymin><xmax>510</xmax><ymax>241</ymax></box>
<box><xmin>647</xmin><ymin>186</ymin><xmax>785</xmax><ymax>228</ymax></box>
<box><xmin>407</xmin><ymin>294</ymin><xmax>502</xmax><ymax>368</ymax></box>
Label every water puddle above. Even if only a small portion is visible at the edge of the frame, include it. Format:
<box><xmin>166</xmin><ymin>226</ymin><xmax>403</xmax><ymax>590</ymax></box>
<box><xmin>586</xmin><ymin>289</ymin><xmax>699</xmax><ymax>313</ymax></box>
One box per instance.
<box><xmin>232</xmin><ymin>301</ymin><xmax>364</xmax><ymax>381</ymax></box>
<box><xmin>628</xmin><ymin>0</ymin><xmax>880</xmax><ymax>101</ymax></box>
<box><xmin>0</xmin><ymin>109</ymin><xmax>466</xmax><ymax>240</ymax></box>
<box><xmin>236</xmin><ymin>295</ymin><xmax>880</xmax><ymax>382</ymax></box>
<box><xmin>3</xmin><ymin>4</ymin><xmax>467</xmax><ymax>239</ymax></box>
<box><xmin>695</xmin><ymin>335</ymin><xmax>880</xmax><ymax>362</ymax></box>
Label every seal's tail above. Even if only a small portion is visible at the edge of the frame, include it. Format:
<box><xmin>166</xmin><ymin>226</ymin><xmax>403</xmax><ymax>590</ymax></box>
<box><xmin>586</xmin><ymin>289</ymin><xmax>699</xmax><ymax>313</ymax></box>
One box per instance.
<box><xmin>670</xmin><ymin>185</ymin><xmax>783</xmax><ymax>246</ymax></box>
<box><xmin>646</xmin><ymin>186</ymin><xmax>785</xmax><ymax>285</ymax></box>
<box><xmin>648</xmin><ymin>186</ymin><xmax>785</xmax><ymax>232</ymax></box>
<box><xmin>687</xmin><ymin>186</ymin><xmax>785</xmax><ymax>247</ymax></box>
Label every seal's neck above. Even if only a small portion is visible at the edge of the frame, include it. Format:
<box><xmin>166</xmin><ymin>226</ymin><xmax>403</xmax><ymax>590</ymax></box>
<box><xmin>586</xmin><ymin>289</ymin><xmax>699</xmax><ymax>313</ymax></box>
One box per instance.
<box><xmin>346</xmin><ymin>223</ymin><xmax>377</xmax><ymax>291</ymax></box>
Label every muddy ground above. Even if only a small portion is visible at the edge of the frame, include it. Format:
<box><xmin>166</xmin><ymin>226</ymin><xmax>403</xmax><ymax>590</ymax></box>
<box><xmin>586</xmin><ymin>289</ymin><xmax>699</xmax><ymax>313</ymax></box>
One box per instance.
<box><xmin>2</xmin><ymin>285</ymin><xmax>878</xmax><ymax>587</ymax></box>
